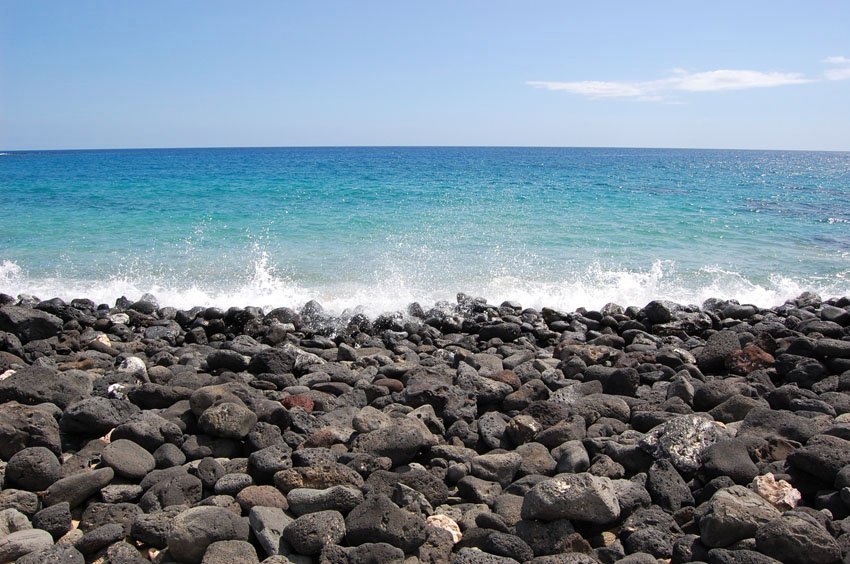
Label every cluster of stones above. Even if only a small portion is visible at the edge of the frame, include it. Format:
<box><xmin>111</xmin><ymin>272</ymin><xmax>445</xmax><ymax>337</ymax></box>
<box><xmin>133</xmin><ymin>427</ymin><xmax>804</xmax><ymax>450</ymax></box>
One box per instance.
<box><xmin>0</xmin><ymin>290</ymin><xmax>849</xmax><ymax>563</ymax></box>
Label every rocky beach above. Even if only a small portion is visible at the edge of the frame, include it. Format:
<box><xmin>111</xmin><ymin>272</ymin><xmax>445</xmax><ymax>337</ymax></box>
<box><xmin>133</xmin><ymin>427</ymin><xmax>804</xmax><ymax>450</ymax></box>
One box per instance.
<box><xmin>0</xmin><ymin>291</ymin><xmax>849</xmax><ymax>563</ymax></box>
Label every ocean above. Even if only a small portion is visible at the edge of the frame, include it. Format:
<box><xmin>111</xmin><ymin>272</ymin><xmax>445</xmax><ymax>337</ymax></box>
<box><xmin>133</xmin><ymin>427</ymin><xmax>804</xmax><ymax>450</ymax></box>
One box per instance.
<box><xmin>1</xmin><ymin>147</ymin><xmax>849</xmax><ymax>316</ymax></box>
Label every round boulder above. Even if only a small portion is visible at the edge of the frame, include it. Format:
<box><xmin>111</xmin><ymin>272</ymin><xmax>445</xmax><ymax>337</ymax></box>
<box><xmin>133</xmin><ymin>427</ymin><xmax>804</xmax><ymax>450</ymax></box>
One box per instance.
<box><xmin>199</xmin><ymin>402</ymin><xmax>257</xmax><ymax>439</ymax></box>
<box><xmin>102</xmin><ymin>439</ymin><xmax>156</xmax><ymax>481</ymax></box>
<box><xmin>6</xmin><ymin>446</ymin><xmax>62</xmax><ymax>491</ymax></box>
<box><xmin>167</xmin><ymin>506</ymin><xmax>250</xmax><ymax>563</ymax></box>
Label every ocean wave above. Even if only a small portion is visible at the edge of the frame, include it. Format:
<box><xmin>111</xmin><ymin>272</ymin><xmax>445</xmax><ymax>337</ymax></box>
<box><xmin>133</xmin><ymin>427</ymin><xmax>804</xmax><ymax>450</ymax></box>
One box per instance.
<box><xmin>2</xmin><ymin>257</ymin><xmax>848</xmax><ymax>318</ymax></box>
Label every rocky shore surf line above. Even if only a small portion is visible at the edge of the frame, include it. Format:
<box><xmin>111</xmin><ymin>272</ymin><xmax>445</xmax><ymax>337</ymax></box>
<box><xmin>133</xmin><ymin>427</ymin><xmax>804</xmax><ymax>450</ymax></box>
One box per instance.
<box><xmin>0</xmin><ymin>291</ymin><xmax>849</xmax><ymax>562</ymax></box>
<box><xmin>3</xmin><ymin>256</ymin><xmax>848</xmax><ymax>320</ymax></box>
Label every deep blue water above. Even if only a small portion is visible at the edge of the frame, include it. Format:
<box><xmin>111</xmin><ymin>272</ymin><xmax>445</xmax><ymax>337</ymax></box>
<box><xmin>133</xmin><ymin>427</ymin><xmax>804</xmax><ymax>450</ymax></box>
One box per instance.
<box><xmin>1</xmin><ymin>147</ymin><xmax>849</xmax><ymax>314</ymax></box>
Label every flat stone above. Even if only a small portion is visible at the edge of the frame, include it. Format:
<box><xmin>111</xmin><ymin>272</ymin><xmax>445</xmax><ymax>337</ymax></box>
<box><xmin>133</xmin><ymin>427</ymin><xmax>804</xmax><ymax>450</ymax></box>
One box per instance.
<box><xmin>101</xmin><ymin>439</ymin><xmax>156</xmax><ymax>481</ymax></box>
<box><xmin>249</xmin><ymin>506</ymin><xmax>293</xmax><ymax>558</ymax></box>
<box><xmin>44</xmin><ymin>467</ymin><xmax>114</xmax><ymax>508</ymax></box>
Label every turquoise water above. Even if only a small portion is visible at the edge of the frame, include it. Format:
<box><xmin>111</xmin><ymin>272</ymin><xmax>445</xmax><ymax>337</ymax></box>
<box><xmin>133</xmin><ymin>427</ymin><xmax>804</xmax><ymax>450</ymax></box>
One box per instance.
<box><xmin>1</xmin><ymin>147</ymin><xmax>849</xmax><ymax>314</ymax></box>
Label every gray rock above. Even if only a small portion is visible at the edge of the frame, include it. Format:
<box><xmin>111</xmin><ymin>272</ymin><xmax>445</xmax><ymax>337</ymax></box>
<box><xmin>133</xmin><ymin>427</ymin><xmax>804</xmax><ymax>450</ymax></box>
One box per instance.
<box><xmin>199</xmin><ymin>402</ymin><xmax>258</xmax><ymax>439</ymax></box>
<box><xmin>59</xmin><ymin>397</ymin><xmax>140</xmax><ymax>436</ymax></box>
<box><xmin>111</xmin><ymin>411</ymin><xmax>183</xmax><ymax>451</ymax></box>
<box><xmin>0</xmin><ymin>528</ymin><xmax>54</xmax><ymax>562</ymax></box>
<box><xmin>5</xmin><ymin>446</ymin><xmax>61</xmax><ymax>490</ymax></box>
<box><xmin>479</xmin><ymin>322</ymin><xmax>521</xmax><ymax>342</ymax></box>
<box><xmin>138</xmin><ymin>472</ymin><xmax>203</xmax><ymax>512</ymax></box>
<box><xmin>287</xmin><ymin>486</ymin><xmax>364</xmax><ymax>516</ymax></box>
<box><xmin>0</xmin><ymin>305</ymin><xmax>62</xmax><ymax>343</ymax></box>
<box><xmin>457</xmin><ymin>476</ymin><xmax>503</xmax><ymax>505</ymax></box>
<box><xmin>14</xmin><ymin>544</ymin><xmax>85</xmax><ymax>564</ymax></box>
<box><xmin>700</xmin><ymin>439</ymin><xmax>759</xmax><ymax>485</ymax></box>
<box><xmin>167</xmin><ymin>506</ymin><xmax>250</xmax><ymax>563</ymax></box>
<box><xmin>43</xmin><ymin>467</ymin><xmax>114</xmax><ymax>508</ymax></box>
<box><xmin>697</xmin><ymin>331</ymin><xmax>741</xmax><ymax>373</ymax></box>
<box><xmin>737</xmin><ymin>407</ymin><xmax>824</xmax><ymax>443</ymax></box>
<box><xmin>282</xmin><ymin>510</ymin><xmax>345</xmax><ymax>556</ymax></box>
<box><xmin>0</xmin><ymin>508</ymin><xmax>31</xmax><ymax>537</ymax></box>
<box><xmin>755</xmin><ymin>513</ymin><xmax>840</xmax><ymax>564</ymax></box>
<box><xmin>0</xmin><ymin>365</ymin><xmax>91</xmax><ymax>409</ymax></box>
<box><xmin>521</xmin><ymin>473</ymin><xmax>620</xmax><ymax>524</ymax></box>
<box><xmin>699</xmin><ymin>486</ymin><xmax>781</xmax><ymax>548</ymax></box>
<box><xmin>201</xmin><ymin>540</ymin><xmax>260</xmax><ymax>564</ymax></box>
<box><xmin>79</xmin><ymin>502</ymin><xmax>141</xmax><ymax>536</ymax></box>
<box><xmin>646</xmin><ymin>459</ymin><xmax>694</xmax><ymax>512</ymax></box>
<box><xmin>249</xmin><ymin>506</ymin><xmax>293</xmax><ymax>558</ymax></box>
<box><xmin>32</xmin><ymin>502</ymin><xmax>71</xmax><ymax>539</ymax></box>
<box><xmin>105</xmin><ymin>541</ymin><xmax>148</xmax><ymax>564</ymax></box>
<box><xmin>73</xmin><ymin>522</ymin><xmax>124</xmax><ymax>555</ymax></box>
<box><xmin>363</xmin><ymin>468</ymin><xmax>450</xmax><ymax>506</ymax></box>
<box><xmin>346</xmin><ymin>542</ymin><xmax>406</xmax><ymax>563</ymax></box>
<box><xmin>0</xmin><ymin>489</ymin><xmax>38</xmax><ymax>517</ymax></box>
<box><xmin>345</xmin><ymin>494</ymin><xmax>428</xmax><ymax>553</ymax></box>
<box><xmin>452</xmin><ymin>547</ymin><xmax>521</xmax><ymax>562</ymax></box>
<box><xmin>206</xmin><ymin>350</ymin><xmax>250</xmax><ymax>372</ymax></box>
<box><xmin>213</xmin><ymin>472</ymin><xmax>254</xmax><ymax>496</ymax></box>
<box><xmin>101</xmin><ymin>439</ymin><xmax>156</xmax><ymax>481</ymax></box>
<box><xmin>130</xmin><ymin>506</ymin><xmax>185</xmax><ymax>548</ymax></box>
<box><xmin>787</xmin><ymin>434</ymin><xmax>850</xmax><ymax>483</ymax></box>
<box><xmin>350</xmin><ymin>418</ymin><xmax>432</xmax><ymax>465</ymax></box>
<box><xmin>0</xmin><ymin>401</ymin><xmax>62</xmax><ymax>459</ymax></box>
<box><xmin>470</xmin><ymin>452</ymin><xmax>523</xmax><ymax>487</ymax></box>
<box><xmin>706</xmin><ymin>548</ymin><xmax>780</xmax><ymax>564</ymax></box>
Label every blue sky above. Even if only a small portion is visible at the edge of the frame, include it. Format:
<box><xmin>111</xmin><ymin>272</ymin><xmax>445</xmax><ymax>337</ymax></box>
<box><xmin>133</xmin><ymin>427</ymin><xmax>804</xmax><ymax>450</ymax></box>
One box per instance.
<box><xmin>1</xmin><ymin>1</ymin><xmax>849</xmax><ymax>150</ymax></box>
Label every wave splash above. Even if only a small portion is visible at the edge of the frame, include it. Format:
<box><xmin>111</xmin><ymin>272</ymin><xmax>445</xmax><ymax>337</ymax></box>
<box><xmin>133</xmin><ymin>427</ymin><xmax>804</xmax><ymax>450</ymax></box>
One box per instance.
<box><xmin>2</xmin><ymin>257</ymin><xmax>848</xmax><ymax>317</ymax></box>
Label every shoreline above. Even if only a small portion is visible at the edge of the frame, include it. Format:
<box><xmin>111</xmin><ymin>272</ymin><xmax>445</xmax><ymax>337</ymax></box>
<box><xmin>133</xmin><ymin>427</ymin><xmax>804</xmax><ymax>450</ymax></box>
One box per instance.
<box><xmin>0</xmin><ymin>291</ymin><xmax>849</xmax><ymax>562</ymax></box>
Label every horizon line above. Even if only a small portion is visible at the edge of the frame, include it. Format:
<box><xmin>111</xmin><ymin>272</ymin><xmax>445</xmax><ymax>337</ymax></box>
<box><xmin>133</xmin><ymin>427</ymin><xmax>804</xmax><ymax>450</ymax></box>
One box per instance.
<box><xmin>3</xmin><ymin>143</ymin><xmax>849</xmax><ymax>154</ymax></box>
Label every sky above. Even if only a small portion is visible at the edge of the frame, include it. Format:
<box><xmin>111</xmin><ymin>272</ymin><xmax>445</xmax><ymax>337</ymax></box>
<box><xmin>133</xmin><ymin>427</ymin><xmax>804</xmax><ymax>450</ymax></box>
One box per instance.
<box><xmin>1</xmin><ymin>1</ymin><xmax>849</xmax><ymax>151</ymax></box>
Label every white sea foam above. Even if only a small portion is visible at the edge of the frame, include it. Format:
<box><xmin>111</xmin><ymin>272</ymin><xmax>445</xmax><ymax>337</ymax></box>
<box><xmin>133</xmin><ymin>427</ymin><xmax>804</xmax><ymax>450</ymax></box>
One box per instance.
<box><xmin>2</xmin><ymin>257</ymin><xmax>848</xmax><ymax>317</ymax></box>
